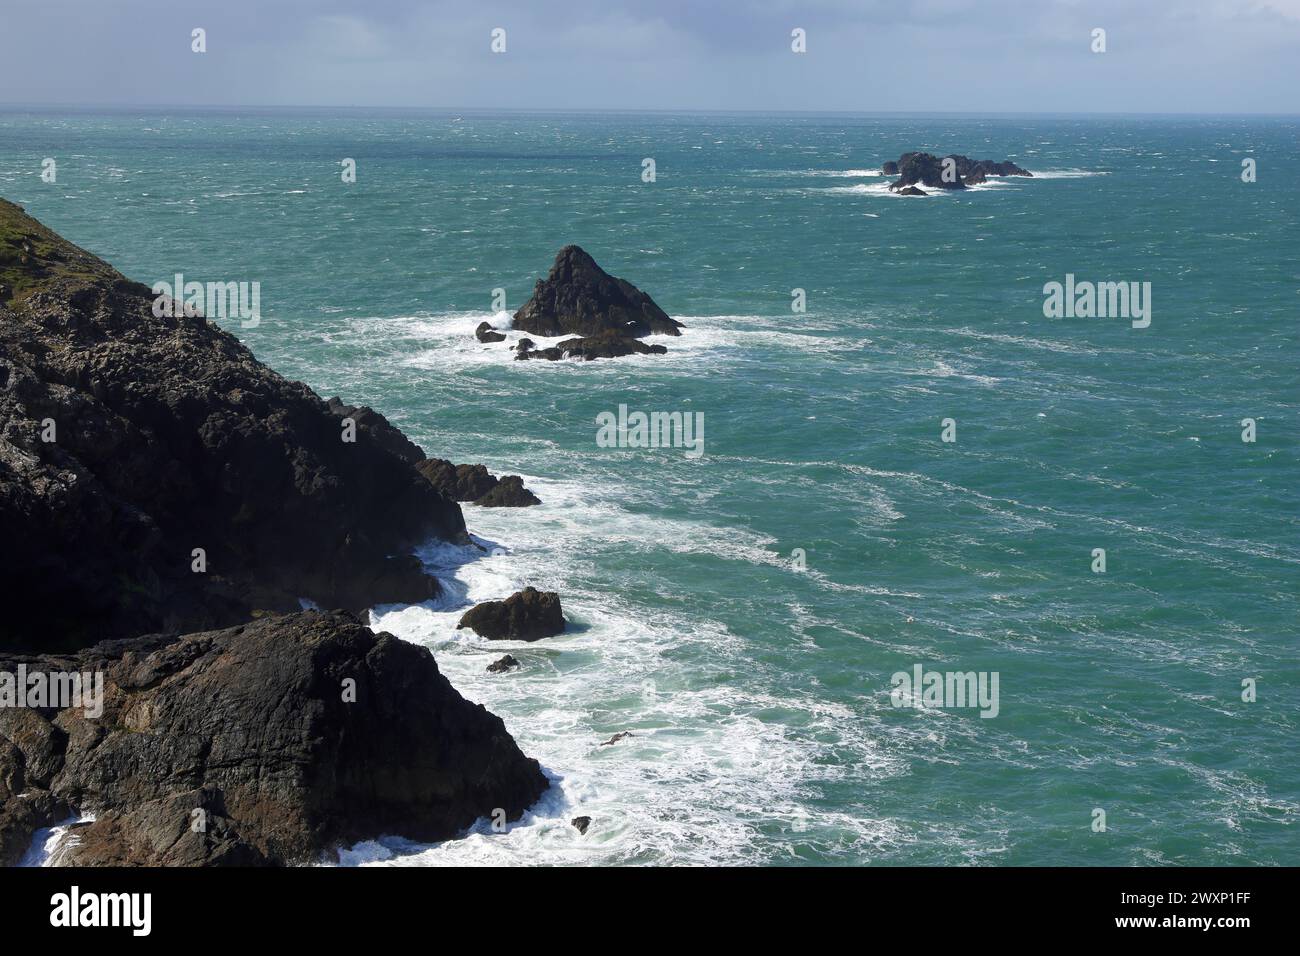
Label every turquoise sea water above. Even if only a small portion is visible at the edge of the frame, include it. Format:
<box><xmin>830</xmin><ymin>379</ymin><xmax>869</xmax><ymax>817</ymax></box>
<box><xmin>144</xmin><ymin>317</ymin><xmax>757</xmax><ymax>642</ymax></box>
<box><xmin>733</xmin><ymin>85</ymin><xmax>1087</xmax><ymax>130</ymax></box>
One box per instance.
<box><xmin>2</xmin><ymin>109</ymin><xmax>1297</xmax><ymax>866</ymax></box>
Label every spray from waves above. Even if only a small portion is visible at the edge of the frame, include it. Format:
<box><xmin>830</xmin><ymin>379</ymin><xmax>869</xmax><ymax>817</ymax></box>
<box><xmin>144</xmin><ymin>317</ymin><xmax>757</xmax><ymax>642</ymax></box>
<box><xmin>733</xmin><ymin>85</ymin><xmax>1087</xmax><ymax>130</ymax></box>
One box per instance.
<box><xmin>332</xmin><ymin>310</ymin><xmax>865</xmax><ymax>378</ymax></box>
<box><xmin>818</xmin><ymin>180</ymin><xmax>1012</xmax><ymax>198</ymax></box>
<box><xmin>19</xmin><ymin>813</ymin><xmax>96</xmax><ymax>867</ymax></box>
<box><xmin>746</xmin><ymin>168</ymin><xmax>884</xmax><ymax>178</ymax></box>
<box><xmin>1026</xmin><ymin>169</ymin><xmax>1110</xmax><ymax>178</ymax></box>
<box><xmin>332</xmin><ymin>473</ymin><xmax>914</xmax><ymax>866</ymax></box>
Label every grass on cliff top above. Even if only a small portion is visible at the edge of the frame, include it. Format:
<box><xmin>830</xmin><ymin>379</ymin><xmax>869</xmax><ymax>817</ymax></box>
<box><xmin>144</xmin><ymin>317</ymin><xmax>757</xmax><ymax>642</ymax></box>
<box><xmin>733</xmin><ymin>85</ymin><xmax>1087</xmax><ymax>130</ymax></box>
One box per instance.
<box><xmin>0</xmin><ymin>197</ymin><xmax>120</xmax><ymax>305</ymax></box>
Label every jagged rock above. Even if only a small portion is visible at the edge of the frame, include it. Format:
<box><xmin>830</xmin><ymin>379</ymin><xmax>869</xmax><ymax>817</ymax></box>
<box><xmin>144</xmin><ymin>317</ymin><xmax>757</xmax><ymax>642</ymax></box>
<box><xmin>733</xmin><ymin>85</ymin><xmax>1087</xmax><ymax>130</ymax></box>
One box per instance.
<box><xmin>512</xmin><ymin>245</ymin><xmax>682</xmax><ymax>339</ymax></box>
<box><xmin>571</xmin><ymin>816</ymin><xmax>591</xmax><ymax>835</ymax></box>
<box><xmin>881</xmin><ymin>161</ymin><xmax>899</xmax><ymax>175</ymax></box>
<box><xmin>475</xmin><ymin>321</ymin><xmax>506</xmax><ymax>343</ymax></box>
<box><xmin>416</xmin><ymin>458</ymin><xmax>498</xmax><ymax>501</ymax></box>
<box><xmin>416</xmin><ymin>459</ymin><xmax>540</xmax><ymax>507</ymax></box>
<box><xmin>475</xmin><ymin>475</ymin><xmax>541</xmax><ymax>507</ymax></box>
<box><xmin>0</xmin><ymin>198</ymin><xmax>466</xmax><ymax>650</ymax></box>
<box><xmin>457</xmin><ymin>587</ymin><xmax>565</xmax><ymax>641</ymax></box>
<box><xmin>0</xmin><ymin>611</ymin><xmax>549</xmax><ymax>866</ymax></box>
<box><xmin>600</xmin><ymin>732</ymin><xmax>634</xmax><ymax>747</ymax></box>
<box><xmin>515</xmin><ymin>338</ymin><xmax>535</xmax><ymax>353</ymax></box>
<box><xmin>487</xmin><ymin>654</ymin><xmax>520</xmax><ymax>673</ymax></box>
<box><xmin>898</xmin><ymin>186</ymin><xmax>928</xmax><ymax>197</ymax></box>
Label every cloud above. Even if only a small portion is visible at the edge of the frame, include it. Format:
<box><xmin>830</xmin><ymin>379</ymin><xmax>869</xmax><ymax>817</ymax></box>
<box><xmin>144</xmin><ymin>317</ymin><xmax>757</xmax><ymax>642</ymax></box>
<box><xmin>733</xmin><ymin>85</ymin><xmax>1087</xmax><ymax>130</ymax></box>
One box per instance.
<box><xmin>0</xmin><ymin>0</ymin><xmax>1296</xmax><ymax>111</ymax></box>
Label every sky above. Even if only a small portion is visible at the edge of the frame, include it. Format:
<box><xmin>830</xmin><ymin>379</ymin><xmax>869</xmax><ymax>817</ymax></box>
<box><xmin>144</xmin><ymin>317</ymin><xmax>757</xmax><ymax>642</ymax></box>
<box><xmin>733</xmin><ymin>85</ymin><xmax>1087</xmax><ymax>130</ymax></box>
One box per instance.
<box><xmin>1</xmin><ymin>0</ymin><xmax>1298</xmax><ymax>114</ymax></box>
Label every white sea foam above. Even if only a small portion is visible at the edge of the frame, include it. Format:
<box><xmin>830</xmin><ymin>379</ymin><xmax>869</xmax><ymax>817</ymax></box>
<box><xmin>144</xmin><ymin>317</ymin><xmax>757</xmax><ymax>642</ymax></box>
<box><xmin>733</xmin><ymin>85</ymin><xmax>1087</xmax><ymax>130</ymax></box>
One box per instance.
<box><xmin>340</xmin><ymin>467</ymin><xmax>914</xmax><ymax>866</ymax></box>
<box><xmin>19</xmin><ymin>812</ymin><xmax>96</xmax><ymax>867</ymax></box>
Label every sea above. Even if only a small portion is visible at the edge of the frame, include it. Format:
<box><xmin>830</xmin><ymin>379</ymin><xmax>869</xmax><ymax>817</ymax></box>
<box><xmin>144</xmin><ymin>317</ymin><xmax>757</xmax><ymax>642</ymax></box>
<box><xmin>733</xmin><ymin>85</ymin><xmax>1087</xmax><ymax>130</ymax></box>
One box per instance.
<box><xmin>2</xmin><ymin>108</ymin><xmax>1296</xmax><ymax>866</ymax></box>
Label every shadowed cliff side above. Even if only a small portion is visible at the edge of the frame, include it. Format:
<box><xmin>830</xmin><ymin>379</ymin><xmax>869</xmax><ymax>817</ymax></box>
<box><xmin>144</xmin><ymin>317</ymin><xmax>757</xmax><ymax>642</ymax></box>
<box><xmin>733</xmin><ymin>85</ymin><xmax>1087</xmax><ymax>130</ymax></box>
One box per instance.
<box><xmin>0</xmin><ymin>198</ymin><xmax>468</xmax><ymax>651</ymax></box>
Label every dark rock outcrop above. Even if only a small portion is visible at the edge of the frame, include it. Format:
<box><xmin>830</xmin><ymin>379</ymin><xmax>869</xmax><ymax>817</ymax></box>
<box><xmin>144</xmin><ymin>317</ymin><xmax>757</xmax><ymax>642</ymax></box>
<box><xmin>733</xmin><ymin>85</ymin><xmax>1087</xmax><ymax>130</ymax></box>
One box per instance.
<box><xmin>487</xmin><ymin>654</ymin><xmax>520</xmax><ymax>673</ymax></box>
<box><xmin>0</xmin><ymin>611</ymin><xmax>548</xmax><ymax>866</ymax></box>
<box><xmin>0</xmin><ymin>198</ymin><xmax>467</xmax><ymax>651</ymax></box>
<box><xmin>513</xmin><ymin>245</ymin><xmax>682</xmax><ymax>340</ymax></box>
<box><xmin>600</xmin><ymin>732</ymin><xmax>634</xmax><ymax>747</ymax></box>
<box><xmin>885</xmin><ymin>152</ymin><xmax>1032</xmax><ymax>193</ymax></box>
<box><xmin>571</xmin><ymin>815</ymin><xmax>591</xmax><ymax>835</ymax></box>
<box><xmin>897</xmin><ymin>186</ymin><xmax>928</xmax><ymax>197</ymax></box>
<box><xmin>888</xmin><ymin>152</ymin><xmax>966</xmax><ymax>192</ymax></box>
<box><xmin>475</xmin><ymin>321</ymin><xmax>506</xmax><ymax>344</ymax></box>
<box><xmin>475</xmin><ymin>475</ymin><xmax>541</xmax><ymax>508</ymax></box>
<box><xmin>416</xmin><ymin>458</ymin><xmax>540</xmax><ymax>507</ymax></box>
<box><xmin>457</xmin><ymin>587</ymin><xmax>565</xmax><ymax>641</ymax></box>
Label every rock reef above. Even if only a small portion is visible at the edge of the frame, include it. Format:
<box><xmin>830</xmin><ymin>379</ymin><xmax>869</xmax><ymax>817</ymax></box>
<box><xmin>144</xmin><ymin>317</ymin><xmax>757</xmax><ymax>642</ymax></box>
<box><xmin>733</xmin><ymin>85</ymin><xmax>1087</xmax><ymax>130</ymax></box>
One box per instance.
<box><xmin>884</xmin><ymin>152</ymin><xmax>1032</xmax><ymax>193</ymax></box>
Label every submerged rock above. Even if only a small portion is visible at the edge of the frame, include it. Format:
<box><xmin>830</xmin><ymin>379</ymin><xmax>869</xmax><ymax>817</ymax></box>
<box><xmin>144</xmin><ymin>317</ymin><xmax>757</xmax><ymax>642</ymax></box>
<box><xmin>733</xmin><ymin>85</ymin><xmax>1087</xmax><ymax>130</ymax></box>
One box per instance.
<box><xmin>516</xmin><ymin>330</ymin><xmax>668</xmax><ymax>362</ymax></box>
<box><xmin>513</xmin><ymin>245</ymin><xmax>682</xmax><ymax>339</ymax></box>
<box><xmin>0</xmin><ymin>611</ymin><xmax>549</xmax><ymax>866</ymax></box>
<box><xmin>600</xmin><ymin>732</ymin><xmax>635</xmax><ymax>747</ymax></box>
<box><xmin>571</xmin><ymin>816</ymin><xmax>591</xmax><ymax>835</ymax></box>
<box><xmin>897</xmin><ymin>186</ymin><xmax>928</xmax><ymax>197</ymax></box>
<box><xmin>0</xmin><ymin>198</ymin><xmax>466</xmax><ymax>650</ymax></box>
<box><xmin>487</xmin><ymin>654</ymin><xmax>520</xmax><ymax>673</ymax></box>
<box><xmin>457</xmin><ymin>587</ymin><xmax>565</xmax><ymax>641</ymax></box>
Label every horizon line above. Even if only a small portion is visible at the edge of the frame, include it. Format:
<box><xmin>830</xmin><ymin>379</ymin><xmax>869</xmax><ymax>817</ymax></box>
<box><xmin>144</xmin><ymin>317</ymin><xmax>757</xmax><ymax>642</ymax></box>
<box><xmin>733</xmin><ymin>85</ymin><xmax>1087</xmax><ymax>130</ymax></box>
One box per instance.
<box><xmin>3</xmin><ymin>102</ymin><xmax>1299</xmax><ymax>120</ymax></box>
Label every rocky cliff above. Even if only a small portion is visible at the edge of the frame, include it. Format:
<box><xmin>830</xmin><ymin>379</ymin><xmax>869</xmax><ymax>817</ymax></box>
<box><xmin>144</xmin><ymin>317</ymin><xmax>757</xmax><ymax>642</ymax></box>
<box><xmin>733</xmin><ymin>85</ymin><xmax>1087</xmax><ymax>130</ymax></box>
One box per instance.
<box><xmin>0</xmin><ymin>199</ymin><xmax>549</xmax><ymax>864</ymax></box>
<box><xmin>0</xmin><ymin>198</ymin><xmax>467</xmax><ymax>650</ymax></box>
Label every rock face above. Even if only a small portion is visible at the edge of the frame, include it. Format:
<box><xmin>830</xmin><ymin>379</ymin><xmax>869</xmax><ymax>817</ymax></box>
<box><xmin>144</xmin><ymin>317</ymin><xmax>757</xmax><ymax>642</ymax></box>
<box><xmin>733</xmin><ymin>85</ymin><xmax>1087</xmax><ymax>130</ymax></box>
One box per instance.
<box><xmin>0</xmin><ymin>611</ymin><xmax>549</xmax><ymax>866</ymax></box>
<box><xmin>457</xmin><ymin>587</ymin><xmax>565</xmax><ymax>641</ymax></box>
<box><xmin>0</xmin><ymin>198</ymin><xmax>467</xmax><ymax>651</ymax></box>
<box><xmin>885</xmin><ymin>153</ymin><xmax>1031</xmax><ymax>193</ymax></box>
<box><xmin>416</xmin><ymin>458</ymin><xmax>540</xmax><ymax>507</ymax></box>
<box><xmin>512</xmin><ymin>245</ymin><xmax>682</xmax><ymax>339</ymax></box>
